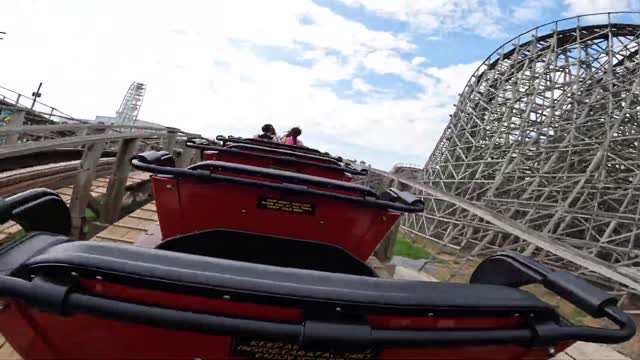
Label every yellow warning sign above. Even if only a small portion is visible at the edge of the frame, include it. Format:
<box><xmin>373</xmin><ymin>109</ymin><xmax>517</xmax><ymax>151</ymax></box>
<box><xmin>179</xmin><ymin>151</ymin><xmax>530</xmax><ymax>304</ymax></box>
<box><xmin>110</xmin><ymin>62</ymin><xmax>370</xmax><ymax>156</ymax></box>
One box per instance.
<box><xmin>232</xmin><ymin>339</ymin><xmax>377</xmax><ymax>360</ymax></box>
<box><xmin>257</xmin><ymin>196</ymin><xmax>315</xmax><ymax>216</ymax></box>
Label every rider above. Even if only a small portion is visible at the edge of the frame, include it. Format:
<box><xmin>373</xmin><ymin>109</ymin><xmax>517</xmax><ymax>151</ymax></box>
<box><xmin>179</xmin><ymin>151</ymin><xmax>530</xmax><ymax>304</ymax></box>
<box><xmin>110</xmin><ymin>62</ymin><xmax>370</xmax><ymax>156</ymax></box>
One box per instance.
<box><xmin>254</xmin><ymin>124</ymin><xmax>277</xmax><ymax>141</ymax></box>
<box><xmin>280</xmin><ymin>127</ymin><xmax>303</xmax><ymax>146</ymax></box>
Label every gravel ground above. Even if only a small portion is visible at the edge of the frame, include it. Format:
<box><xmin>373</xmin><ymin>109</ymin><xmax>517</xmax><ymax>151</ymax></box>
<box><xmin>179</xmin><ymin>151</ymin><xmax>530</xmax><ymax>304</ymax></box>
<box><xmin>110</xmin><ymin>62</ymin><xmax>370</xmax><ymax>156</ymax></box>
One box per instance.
<box><xmin>391</xmin><ymin>256</ymin><xmax>438</xmax><ymax>274</ymax></box>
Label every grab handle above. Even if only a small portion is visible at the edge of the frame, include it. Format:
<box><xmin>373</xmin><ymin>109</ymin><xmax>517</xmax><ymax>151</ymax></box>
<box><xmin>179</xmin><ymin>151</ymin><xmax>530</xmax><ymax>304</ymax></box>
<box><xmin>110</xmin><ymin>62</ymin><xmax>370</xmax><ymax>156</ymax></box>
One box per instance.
<box><xmin>344</xmin><ymin>162</ymin><xmax>368</xmax><ymax>176</ymax></box>
<box><xmin>0</xmin><ymin>189</ymin><xmax>70</xmax><ymax>235</ymax></box>
<box><xmin>185</xmin><ymin>137</ymin><xmax>213</xmax><ymax>146</ymax></box>
<box><xmin>134</xmin><ymin>151</ymin><xmax>175</xmax><ymax>167</ymax></box>
<box><xmin>470</xmin><ymin>252</ymin><xmax>636</xmax><ymax>344</ymax></box>
<box><xmin>379</xmin><ymin>188</ymin><xmax>424</xmax><ymax>207</ymax></box>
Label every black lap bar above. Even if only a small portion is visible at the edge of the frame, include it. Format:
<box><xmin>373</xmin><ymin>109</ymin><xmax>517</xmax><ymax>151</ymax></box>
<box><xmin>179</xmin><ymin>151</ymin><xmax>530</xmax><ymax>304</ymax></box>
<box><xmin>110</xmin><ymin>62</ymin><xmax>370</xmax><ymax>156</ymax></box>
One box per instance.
<box><xmin>0</xmin><ymin>235</ymin><xmax>634</xmax><ymax>347</ymax></box>
<box><xmin>131</xmin><ymin>152</ymin><xmax>424</xmax><ymax>212</ymax></box>
<box><xmin>185</xmin><ymin>140</ymin><xmax>368</xmax><ymax>176</ymax></box>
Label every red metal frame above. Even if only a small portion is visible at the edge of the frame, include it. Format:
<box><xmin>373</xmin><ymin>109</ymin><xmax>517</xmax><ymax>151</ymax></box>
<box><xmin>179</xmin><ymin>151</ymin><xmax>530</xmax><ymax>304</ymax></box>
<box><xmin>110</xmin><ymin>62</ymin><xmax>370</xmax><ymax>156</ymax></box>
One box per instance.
<box><xmin>203</xmin><ymin>150</ymin><xmax>354</xmax><ymax>182</ymax></box>
<box><xmin>152</xmin><ymin>176</ymin><xmax>399</xmax><ymax>260</ymax></box>
<box><xmin>0</xmin><ymin>278</ymin><xmax>572</xmax><ymax>360</ymax></box>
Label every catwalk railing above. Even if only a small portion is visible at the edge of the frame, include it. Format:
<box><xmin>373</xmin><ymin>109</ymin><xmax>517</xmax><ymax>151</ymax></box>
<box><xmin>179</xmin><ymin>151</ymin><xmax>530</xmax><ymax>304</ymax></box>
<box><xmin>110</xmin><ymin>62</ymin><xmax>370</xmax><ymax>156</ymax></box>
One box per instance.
<box><xmin>0</xmin><ymin>116</ymin><xmax>202</xmax><ymax>238</ymax></box>
<box><xmin>0</xmin><ymin>85</ymin><xmax>75</xmax><ymax>122</ymax></box>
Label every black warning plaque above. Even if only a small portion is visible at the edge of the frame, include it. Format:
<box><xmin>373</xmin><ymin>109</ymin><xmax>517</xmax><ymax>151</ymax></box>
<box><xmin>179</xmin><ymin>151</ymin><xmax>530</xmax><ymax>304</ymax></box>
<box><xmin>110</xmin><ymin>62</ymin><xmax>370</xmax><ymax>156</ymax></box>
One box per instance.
<box><xmin>231</xmin><ymin>338</ymin><xmax>377</xmax><ymax>360</ymax></box>
<box><xmin>257</xmin><ymin>196</ymin><xmax>315</xmax><ymax>216</ymax></box>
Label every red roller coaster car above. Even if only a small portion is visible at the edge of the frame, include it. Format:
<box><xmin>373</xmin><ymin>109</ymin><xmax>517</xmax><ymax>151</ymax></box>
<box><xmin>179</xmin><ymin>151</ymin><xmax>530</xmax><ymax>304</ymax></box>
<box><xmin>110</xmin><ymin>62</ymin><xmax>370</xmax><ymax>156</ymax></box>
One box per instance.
<box><xmin>132</xmin><ymin>151</ymin><xmax>422</xmax><ymax>260</ymax></box>
<box><xmin>0</xmin><ymin>189</ymin><xmax>634</xmax><ymax>359</ymax></box>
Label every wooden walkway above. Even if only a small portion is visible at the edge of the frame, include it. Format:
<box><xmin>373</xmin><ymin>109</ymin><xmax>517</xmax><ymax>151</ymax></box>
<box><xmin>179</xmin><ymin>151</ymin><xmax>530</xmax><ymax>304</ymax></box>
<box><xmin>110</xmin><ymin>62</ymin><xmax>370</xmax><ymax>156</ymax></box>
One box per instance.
<box><xmin>0</xmin><ymin>202</ymin><xmax>632</xmax><ymax>359</ymax></box>
<box><xmin>0</xmin><ymin>171</ymin><xmax>149</xmax><ymax>243</ymax></box>
<box><xmin>92</xmin><ymin>201</ymin><xmax>158</xmax><ymax>243</ymax></box>
<box><xmin>0</xmin><ymin>334</ymin><xmax>20</xmax><ymax>360</ymax></box>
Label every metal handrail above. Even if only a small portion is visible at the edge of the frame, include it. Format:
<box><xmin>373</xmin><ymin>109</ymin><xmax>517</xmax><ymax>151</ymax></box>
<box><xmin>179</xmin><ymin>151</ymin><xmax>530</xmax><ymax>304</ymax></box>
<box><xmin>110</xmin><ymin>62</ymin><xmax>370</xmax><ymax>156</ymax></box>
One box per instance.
<box><xmin>0</xmin><ymin>83</ymin><xmax>201</xmax><ymax>142</ymax></box>
<box><xmin>0</xmin><ymin>123</ymin><xmax>176</xmax><ymax>135</ymax></box>
<box><xmin>0</xmin><ymin>84</ymin><xmax>75</xmax><ymax>121</ymax></box>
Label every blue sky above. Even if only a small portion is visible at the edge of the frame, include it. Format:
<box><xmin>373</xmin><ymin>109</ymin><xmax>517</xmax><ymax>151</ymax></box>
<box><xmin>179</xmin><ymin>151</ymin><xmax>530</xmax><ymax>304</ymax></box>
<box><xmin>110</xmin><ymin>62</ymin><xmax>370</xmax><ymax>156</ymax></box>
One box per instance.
<box><xmin>1</xmin><ymin>0</ymin><xmax>639</xmax><ymax>169</ymax></box>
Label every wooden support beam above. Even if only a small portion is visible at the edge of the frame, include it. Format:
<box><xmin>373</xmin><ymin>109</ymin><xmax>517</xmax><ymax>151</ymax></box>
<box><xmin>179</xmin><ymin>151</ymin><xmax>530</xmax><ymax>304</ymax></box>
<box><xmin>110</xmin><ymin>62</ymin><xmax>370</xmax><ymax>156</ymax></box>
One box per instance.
<box><xmin>69</xmin><ymin>141</ymin><xmax>105</xmax><ymax>238</ymax></box>
<box><xmin>87</xmin><ymin>193</ymin><xmax>101</xmax><ymax>218</ymax></box>
<box><xmin>5</xmin><ymin>110</ymin><xmax>25</xmax><ymax>145</ymax></box>
<box><xmin>100</xmin><ymin>138</ymin><xmax>140</xmax><ymax>224</ymax></box>
<box><xmin>163</xmin><ymin>130</ymin><xmax>177</xmax><ymax>152</ymax></box>
<box><xmin>175</xmin><ymin>145</ymin><xmax>197</xmax><ymax>168</ymax></box>
<box><xmin>374</xmin><ymin>220</ymin><xmax>400</xmax><ymax>263</ymax></box>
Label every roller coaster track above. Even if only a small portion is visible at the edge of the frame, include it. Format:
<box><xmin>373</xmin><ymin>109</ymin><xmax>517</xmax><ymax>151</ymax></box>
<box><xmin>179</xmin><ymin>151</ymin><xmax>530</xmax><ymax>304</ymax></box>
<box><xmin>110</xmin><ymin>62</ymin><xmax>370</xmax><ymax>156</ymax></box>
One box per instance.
<box><xmin>363</xmin><ymin>167</ymin><xmax>640</xmax><ymax>293</ymax></box>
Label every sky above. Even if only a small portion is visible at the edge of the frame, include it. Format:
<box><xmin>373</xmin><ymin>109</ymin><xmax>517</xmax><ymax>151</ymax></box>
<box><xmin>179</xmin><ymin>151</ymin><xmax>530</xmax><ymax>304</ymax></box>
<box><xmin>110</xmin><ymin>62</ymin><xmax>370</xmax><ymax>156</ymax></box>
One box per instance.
<box><xmin>1</xmin><ymin>0</ymin><xmax>639</xmax><ymax>169</ymax></box>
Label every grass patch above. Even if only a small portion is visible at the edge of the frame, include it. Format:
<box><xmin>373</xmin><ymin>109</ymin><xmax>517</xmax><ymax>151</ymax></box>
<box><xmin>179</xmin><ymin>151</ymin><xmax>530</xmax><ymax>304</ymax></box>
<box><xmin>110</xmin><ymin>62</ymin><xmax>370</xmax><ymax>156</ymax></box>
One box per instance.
<box><xmin>393</xmin><ymin>238</ymin><xmax>432</xmax><ymax>260</ymax></box>
<box><xmin>8</xmin><ymin>229</ymin><xmax>26</xmax><ymax>242</ymax></box>
<box><xmin>83</xmin><ymin>208</ymin><xmax>98</xmax><ymax>235</ymax></box>
<box><xmin>0</xmin><ymin>229</ymin><xmax>27</xmax><ymax>251</ymax></box>
<box><xmin>85</xmin><ymin>208</ymin><xmax>97</xmax><ymax>221</ymax></box>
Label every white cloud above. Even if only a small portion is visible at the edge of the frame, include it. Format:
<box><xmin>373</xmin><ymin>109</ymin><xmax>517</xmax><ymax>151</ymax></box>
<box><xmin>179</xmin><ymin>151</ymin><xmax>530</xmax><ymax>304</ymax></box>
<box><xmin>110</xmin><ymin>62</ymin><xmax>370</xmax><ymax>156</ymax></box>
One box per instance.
<box><xmin>0</xmin><ymin>0</ymin><xmax>480</xmax><ymax>168</ymax></box>
<box><xmin>563</xmin><ymin>0</ymin><xmax>640</xmax><ymax>16</ymax></box>
<box><xmin>351</xmin><ymin>78</ymin><xmax>374</xmax><ymax>93</ymax></box>
<box><xmin>425</xmin><ymin>62</ymin><xmax>481</xmax><ymax>99</ymax></box>
<box><xmin>339</xmin><ymin>0</ymin><xmax>505</xmax><ymax>38</ymax></box>
<box><xmin>341</xmin><ymin>0</ymin><xmax>637</xmax><ymax>36</ymax></box>
<box><xmin>361</xmin><ymin>50</ymin><xmax>420</xmax><ymax>82</ymax></box>
<box><xmin>411</xmin><ymin>57</ymin><xmax>427</xmax><ymax>66</ymax></box>
<box><xmin>512</xmin><ymin>0</ymin><xmax>557</xmax><ymax>22</ymax></box>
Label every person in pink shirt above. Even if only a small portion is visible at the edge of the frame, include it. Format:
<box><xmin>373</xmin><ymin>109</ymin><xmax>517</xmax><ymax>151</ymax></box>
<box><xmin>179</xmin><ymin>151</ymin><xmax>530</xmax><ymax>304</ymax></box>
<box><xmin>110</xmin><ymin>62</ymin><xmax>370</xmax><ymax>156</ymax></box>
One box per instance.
<box><xmin>280</xmin><ymin>127</ymin><xmax>304</xmax><ymax>146</ymax></box>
